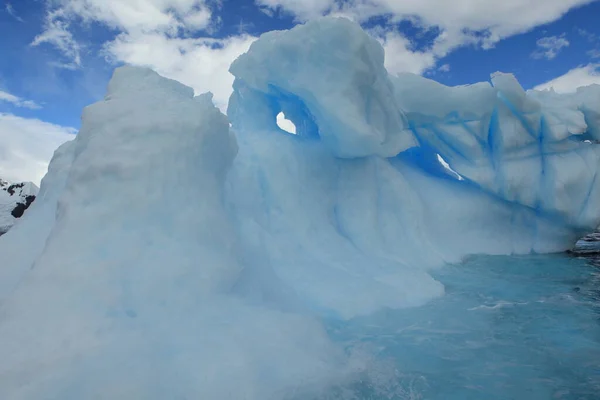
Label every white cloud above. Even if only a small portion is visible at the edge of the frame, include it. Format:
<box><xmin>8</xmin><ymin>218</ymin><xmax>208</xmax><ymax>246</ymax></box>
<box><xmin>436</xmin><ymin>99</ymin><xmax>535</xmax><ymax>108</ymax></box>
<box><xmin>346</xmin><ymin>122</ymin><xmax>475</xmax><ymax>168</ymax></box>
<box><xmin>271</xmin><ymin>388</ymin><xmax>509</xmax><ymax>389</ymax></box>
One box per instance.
<box><xmin>105</xmin><ymin>32</ymin><xmax>256</xmax><ymax>109</ymax></box>
<box><xmin>588</xmin><ymin>49</ymin><xmax>600</xmax><ymax>59</ymax></box>
<box><xmin>375</xmin><ymin>31</ymin><xmax>436</xmax><ymax>75</ymax></box>
<box><xmin>34</xmin><ymin>0</ymin><xmax>595</xmax><ymax>111</ymax></box>
<box><xmin>534</xmin><ymin>64</ymin><xmax>600</xmax><ymax>93</ymax></box>
<box><xmin>438</xmin><ymin>63</ymin><xmax>451</xmax><ymax>72</ymax></box>
<box><xmin>256</xmin><ymin>0</ymin><xmax>593</xmax><ymax>55</ymax></box>
<box><xmin>577</xmin><ymin>28</ymin><xmax>598</xmax><ymax>42</ymax></box>
<box><xmin>34</xmin><ymin>0</ymin><xmax>218</xmax><ymax>68</ymax></box>
<box><xmin>0</xmin><ymin>91</ymin><xmax>41</xmax><ymax>110</ymax></box>
<box><xmin>32</xmin><ymin>9</ymin><xmax>82</xmax><ymax>69</ymax></box>
<box><xmin>35</xmin><ymin>0</ymin><xmax>254</xmax><ymax>108</ymax></box>
<box><xmin>531</xmin><ymin>34</ymin><xmax>570</xmax><ymax>60</ymax></box>
<box><xmin>45</xmin><ymin>0</ymin><xmax>214</xmax><ymax>34</ymax></box>
<box><xmin>0</xmin><ymin>113</ymin><xmax>75</xmax><ymax>184</ymax></box>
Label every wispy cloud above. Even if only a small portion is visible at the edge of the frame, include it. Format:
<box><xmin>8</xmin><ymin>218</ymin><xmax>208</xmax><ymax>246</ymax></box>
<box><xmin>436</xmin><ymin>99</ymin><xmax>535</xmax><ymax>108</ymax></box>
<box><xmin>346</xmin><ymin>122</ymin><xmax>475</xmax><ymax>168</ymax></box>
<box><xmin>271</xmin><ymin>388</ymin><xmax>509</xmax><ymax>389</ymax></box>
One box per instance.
<box><xmin>531</xmin><ymin>34</ymin><xmax>570</xmax><ymax>60</ymax></box>
<box><xmin>31</xmin><ymin>10</ymin><xmax>82</xmax><ymax>69</ymax></box>
<box><xmin>257</xmin><ymin>0</ymin><xmax>594</xmax><ymax>57</ymax></box>
<box><xmin>577</xmin><ymin>28</ymin><xmax>598</xmax><ymax>42</ymax></box>
<box><xmin>5</xmin><ymin>3</ymin><xmax>24</xmax><ymax>22</ymax></box>
<box><xmin>236</xmin><ymin>19</ymin><xmax>254</xmax><ymax>34</ymax></box>
<box><xmin>438</xmin><ymin>63</ymin><xmax>451</xmax><ymax>72</ymax></box>
<box><xmin>534</xmin><ymin>63</ymin><xmax>600</xmax><ymax>93</ymax></box>
<box><xmin>31</xmin><ymin>1</ymin><xmax>254</xmax><ymax>109</ymax></box>
<box><xmin>0</xmin><ymin>90</ymin><xmax>41</xmax><ymax>109</ymax></box>
<box><xmin>589</xmin><ymin>49</ymin><xmax>600</xmax><ymax>59</ymax></box>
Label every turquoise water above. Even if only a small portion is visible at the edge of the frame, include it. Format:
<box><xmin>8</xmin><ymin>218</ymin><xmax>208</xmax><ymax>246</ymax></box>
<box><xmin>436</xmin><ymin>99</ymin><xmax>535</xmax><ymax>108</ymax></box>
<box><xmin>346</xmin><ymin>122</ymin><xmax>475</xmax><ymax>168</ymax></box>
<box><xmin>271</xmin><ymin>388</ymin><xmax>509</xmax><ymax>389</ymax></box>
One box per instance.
<box><xmin>327</xmin><ymin>254</ymin><xmax>600</xmax><ymax>399</ymax></box>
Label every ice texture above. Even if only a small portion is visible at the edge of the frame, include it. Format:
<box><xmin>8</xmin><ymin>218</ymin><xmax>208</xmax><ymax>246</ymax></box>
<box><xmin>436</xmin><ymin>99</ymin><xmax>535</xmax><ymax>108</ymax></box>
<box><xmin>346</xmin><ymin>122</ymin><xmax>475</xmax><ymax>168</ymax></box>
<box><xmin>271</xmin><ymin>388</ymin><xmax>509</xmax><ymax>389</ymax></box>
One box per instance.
<box><xmin>392</xmin><ymin>72</ymin><xmax>600</xmax><ymax>230</ymax></box>
<box><xmin>229</xmin><ymin>17</ymin><xmax>417</xmax><ymax>158</ymax></box>
<box><xmin>0</xmin><ymin>66</ymin><xmax>367</xmax><ymax>399</ymax></box>
<box><xmin>1</xmin><ymin>17</ymin><xmax>600</xmax><ymax>399</ymax></box>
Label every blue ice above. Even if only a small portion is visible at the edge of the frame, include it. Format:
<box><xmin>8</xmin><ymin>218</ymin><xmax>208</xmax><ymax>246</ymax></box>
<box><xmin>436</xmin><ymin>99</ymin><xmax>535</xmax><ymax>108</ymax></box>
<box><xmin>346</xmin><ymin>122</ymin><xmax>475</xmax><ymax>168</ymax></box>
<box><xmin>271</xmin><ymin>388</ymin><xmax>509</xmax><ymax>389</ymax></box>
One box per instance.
<box><xmin>1</xmin><ymin>17</ymin><xmax>600</xmax><ymax>400</ymax></box>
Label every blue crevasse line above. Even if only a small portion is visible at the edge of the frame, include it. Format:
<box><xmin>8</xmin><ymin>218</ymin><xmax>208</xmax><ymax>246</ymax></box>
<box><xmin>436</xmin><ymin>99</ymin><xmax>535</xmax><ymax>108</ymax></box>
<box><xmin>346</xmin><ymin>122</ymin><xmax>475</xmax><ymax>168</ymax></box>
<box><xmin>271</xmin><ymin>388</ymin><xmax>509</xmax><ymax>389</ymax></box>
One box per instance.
<box><xmin>458</xmin><ymin>117</ymin><xmax>488</xmax><ymax>149</ymax></box>
<box><xmin>487</xmin><ymin>108</ymin><xmax>504</xmax><ymax>193</ymax></box>
<box><xmin>535</xmin><ymin>115</ymin><xmax>546</xmax><ymax>212</ymax></box>
<box><xmin>409</xmin><ymin>113</ymin><xmax>488</xmax><ymax>175</ymax></box>
<box><xmin>398</xmin><ymin>122</ymin><xmax>461</xmax><ymax>181</ymax></box>
<box><xmin>427</xmin><ymin>124</ymin><xmax>464</xmax><ymax>158</ymax></box>
<box><xmin>415</xmin><ymin>123</ymin><xmax>472</xmax><ymax>164</ymax></box>
<box><xmin>497</xmin><ymin>92</ymin><xmax>539</xmax><ymax>140</ymax></box>
<box><xmin>396</xmin><ymin>150</ymin><xmax>586</xmax><ymax>232</ymax></box>
<box><xmin>402</xmin><ymin>108</ymin><xmax>591</xmax><ymax>232</ymax></box>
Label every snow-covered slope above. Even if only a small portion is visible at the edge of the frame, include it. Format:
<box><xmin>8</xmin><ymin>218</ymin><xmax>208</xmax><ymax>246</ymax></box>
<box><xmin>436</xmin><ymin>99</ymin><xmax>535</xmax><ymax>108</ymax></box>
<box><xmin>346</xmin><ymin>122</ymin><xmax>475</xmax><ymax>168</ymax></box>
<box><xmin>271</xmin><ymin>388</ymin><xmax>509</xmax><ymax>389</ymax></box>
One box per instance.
<box><xmin>0</xmin><ymin>140</ymin><xmax>73</xmax><ymax>302</ymax></box>
<box><xmin>1</xmin><ymin>17</ymin><xmax>600</xmax><ymax>399</ymax></box>
<box><xmin>0</xmin><ymin>178</ymin><xmax>38</xmax><ymax>235</ymax></box>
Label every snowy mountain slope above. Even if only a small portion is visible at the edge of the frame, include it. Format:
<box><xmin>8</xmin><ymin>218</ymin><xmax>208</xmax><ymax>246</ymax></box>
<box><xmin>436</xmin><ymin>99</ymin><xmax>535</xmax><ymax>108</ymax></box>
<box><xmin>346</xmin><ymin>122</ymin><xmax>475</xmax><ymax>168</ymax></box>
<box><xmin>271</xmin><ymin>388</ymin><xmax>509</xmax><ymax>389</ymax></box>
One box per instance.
<box><xmin>0</xmin><ymin>140</ymin><xmax>73</xmax><ymax>303</ymax></box>
<box><xmin>0</xmin><ymin>178</ymin><xmax>38</xmax><ymax>235</ymax></box>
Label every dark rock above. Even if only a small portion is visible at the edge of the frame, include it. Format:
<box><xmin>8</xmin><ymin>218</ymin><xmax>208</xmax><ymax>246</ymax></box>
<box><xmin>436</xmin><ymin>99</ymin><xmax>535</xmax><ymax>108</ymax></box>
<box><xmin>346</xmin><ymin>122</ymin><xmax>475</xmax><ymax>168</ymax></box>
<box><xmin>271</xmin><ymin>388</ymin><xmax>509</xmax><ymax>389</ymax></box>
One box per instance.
<box><xmin>6</xmin><ymin>183</ymin><xmax>25</xmax><ymax>196</ymax></box>
<box><xmin>10</xmin><ymin>195</ymin><xmax>36</xmax><ymax>219</ymax></box>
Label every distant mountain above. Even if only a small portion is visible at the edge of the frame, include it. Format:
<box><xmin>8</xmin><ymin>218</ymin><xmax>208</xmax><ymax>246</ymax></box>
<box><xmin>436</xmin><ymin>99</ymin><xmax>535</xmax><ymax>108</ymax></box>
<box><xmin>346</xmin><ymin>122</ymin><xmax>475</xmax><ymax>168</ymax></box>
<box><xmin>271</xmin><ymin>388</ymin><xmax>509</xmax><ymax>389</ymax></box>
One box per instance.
<box><xmin>0</xmin><ymin>178</ymin><xmax>38</xmax><ymax>236</ymax></box>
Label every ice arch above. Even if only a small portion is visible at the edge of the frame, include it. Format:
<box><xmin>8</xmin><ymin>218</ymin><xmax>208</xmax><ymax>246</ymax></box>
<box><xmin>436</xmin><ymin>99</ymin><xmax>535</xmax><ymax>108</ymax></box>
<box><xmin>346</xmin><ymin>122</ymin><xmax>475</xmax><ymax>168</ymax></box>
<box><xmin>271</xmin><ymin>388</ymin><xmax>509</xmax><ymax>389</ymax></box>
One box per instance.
<box><xmin>228</xmin><ymin>17</ymin><xmax>417</xmax><ymax>157</ymax></box>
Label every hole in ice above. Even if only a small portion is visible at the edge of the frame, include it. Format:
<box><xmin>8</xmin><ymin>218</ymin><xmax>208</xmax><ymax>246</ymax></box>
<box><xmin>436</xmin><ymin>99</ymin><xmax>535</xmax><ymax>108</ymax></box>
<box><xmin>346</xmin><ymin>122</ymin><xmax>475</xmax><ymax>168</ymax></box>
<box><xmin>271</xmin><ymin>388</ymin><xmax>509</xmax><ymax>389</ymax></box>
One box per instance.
<box><xmin>436</xmin><ymin>154</ymin><xmax>464</xmax><ymax>181</ymax></box>
<box><xmin>276</xmin><ymin>112</ymin><xmax>297</xmax><ymax>135</ymax></box>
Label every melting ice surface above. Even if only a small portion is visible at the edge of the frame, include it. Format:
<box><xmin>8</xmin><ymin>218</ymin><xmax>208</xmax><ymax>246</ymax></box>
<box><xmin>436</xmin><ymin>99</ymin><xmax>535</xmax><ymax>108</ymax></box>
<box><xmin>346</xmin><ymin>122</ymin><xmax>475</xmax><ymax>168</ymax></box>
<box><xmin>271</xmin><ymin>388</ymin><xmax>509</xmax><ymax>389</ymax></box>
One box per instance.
<box><xmin>1</xmin><ymin>17</ymin><xmax>600</xmax><ymax>399</ymax></box>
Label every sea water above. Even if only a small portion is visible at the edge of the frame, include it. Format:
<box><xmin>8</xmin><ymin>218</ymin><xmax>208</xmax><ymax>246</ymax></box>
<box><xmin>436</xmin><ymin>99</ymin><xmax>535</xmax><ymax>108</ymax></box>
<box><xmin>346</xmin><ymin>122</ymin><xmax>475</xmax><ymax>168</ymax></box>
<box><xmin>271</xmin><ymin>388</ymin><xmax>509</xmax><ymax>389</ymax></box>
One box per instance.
<box><xmin>326</xmin><ymin>254</ymin><xmax>600</xmax><ymax>399</ymax></box>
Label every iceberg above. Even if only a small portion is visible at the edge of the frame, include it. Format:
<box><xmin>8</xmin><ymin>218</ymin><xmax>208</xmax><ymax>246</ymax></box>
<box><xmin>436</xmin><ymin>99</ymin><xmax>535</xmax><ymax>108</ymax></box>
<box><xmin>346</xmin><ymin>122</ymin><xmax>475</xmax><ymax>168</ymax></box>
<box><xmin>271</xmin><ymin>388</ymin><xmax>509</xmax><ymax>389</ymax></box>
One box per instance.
<box><xmin>1</xmin><ymin>17</ymin><xmax>600</xmax><ymax>399</ymax></box>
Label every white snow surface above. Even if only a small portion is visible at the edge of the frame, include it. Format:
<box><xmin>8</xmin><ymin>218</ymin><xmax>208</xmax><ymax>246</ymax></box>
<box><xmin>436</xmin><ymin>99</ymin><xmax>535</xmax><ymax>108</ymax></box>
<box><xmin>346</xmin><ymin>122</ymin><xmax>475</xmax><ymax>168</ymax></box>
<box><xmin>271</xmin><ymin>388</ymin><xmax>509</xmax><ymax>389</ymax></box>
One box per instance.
<box><xmin>1</xmin><ymin>17</ymin><xmax>600</xmax><ymax>399</ymax></box>
<box><xmin>0</xmin><ymin>178</ymin><xmax>38</xmax><ymax>234</ymax></box>
<box><xmin>0</xmin><ymin>140</ymin><xmax>72</xmax><ymax>303</ymax></box>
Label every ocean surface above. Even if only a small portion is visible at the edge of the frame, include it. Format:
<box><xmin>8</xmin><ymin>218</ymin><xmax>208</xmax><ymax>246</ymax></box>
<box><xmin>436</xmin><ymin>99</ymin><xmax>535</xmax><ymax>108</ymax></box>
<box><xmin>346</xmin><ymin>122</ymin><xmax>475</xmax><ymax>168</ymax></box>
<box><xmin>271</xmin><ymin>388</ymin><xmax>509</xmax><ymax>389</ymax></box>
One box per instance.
<box><xmin>325</xmin><ymin>253</ymin><xmax>600</xmax><ymax>399</ymax></box>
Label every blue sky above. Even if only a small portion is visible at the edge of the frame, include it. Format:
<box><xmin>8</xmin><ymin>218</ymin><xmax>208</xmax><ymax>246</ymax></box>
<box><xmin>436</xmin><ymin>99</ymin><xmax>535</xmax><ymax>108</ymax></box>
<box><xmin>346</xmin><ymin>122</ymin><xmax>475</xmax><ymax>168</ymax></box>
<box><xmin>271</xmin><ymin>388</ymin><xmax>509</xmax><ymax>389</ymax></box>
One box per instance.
<box><xmin>1</xmin><ymin>0</ymin><xmax>600</xmax><ymax>183</ymax></box>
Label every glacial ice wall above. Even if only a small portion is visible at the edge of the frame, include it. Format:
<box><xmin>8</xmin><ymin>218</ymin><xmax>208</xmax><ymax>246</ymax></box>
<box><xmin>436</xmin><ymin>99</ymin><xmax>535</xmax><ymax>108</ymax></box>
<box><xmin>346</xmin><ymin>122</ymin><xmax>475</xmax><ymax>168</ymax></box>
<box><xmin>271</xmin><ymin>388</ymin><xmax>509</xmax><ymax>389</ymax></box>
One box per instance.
<box><xmin>224</xmin><ymin>18</ymin><xmax>600</xmax><ymax>320</ymax></box>
<box><xmin>0</xmin><ymin>66</ymin><xmax>365</xmax><ymax>399</ymax></box>
<box><xmin>230</xmin><ymin>18</ymin><xmax>600</xmax><ymax>235</ymax></box>
<box><xmin>1</xmin><ymin>17</ymin><xmax>600</xmax><ymax>400</ymax></box>
<box><xmin>392</xmin><ymin>72</ymin><xmax>600</xmax><ymax>229</ymax></box>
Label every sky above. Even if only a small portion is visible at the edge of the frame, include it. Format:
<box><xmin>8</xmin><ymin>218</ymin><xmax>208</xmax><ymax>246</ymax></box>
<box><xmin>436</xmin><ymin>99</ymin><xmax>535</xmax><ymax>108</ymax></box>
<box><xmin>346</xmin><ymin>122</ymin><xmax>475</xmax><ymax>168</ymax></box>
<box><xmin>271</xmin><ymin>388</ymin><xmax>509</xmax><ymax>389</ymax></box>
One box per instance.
<box><xmin>1</xmin><ymin>0</ymin><xmax>600</xmax><ymax>184</ymax></box>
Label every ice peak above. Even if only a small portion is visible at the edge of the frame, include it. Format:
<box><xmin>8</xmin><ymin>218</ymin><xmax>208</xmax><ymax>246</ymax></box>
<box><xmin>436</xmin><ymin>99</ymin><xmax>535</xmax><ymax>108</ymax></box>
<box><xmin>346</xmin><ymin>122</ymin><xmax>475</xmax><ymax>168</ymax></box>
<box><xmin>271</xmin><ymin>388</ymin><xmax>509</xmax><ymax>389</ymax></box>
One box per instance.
<box><xmin>229</xmin><ymin>17</ymin><xmax>417</xmax><ymax>158</ymax></box>
<box><xmin>105</xmin><ymin>65</ymin><xmax>195</xmax><ymax>100</ymax></box>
